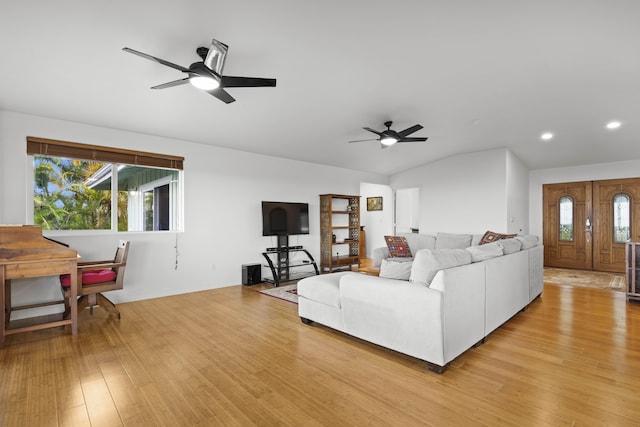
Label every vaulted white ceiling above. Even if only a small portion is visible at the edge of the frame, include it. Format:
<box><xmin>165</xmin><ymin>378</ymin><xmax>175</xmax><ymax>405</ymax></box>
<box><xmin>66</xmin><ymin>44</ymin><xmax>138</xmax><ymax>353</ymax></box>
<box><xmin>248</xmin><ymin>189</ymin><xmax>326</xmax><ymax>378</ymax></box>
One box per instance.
<box><xmin>2</xmin><ymin>1</ymin><xmax>639</xmax><ymax>175</ymax></box>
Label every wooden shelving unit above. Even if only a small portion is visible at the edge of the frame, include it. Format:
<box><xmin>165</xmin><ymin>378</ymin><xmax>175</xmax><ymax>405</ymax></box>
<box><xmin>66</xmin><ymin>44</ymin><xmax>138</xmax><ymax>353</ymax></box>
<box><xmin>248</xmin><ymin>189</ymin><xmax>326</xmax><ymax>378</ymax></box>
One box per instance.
<box><xmin>626</xmin><ymin>242</ymin><xmax>640</xmax><ymax>302</ymax></box>
<box><xmin>320</xmin><ymin>194</ymin><xmax>360</xmax><ymax>273</ymax></box>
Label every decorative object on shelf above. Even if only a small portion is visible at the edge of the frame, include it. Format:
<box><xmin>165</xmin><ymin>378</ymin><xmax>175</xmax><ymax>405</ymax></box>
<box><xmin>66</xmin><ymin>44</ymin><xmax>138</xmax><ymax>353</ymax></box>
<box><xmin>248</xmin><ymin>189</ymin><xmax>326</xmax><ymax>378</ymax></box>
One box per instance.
<box><xmin>367</xmin><ymin>196</ymin><xmax>383</xmax><ymax>211</ymax></box>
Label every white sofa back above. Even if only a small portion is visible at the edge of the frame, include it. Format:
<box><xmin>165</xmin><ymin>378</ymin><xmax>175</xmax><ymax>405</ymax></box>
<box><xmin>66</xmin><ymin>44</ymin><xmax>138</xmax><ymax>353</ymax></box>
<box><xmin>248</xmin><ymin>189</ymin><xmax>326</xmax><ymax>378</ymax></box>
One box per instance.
<box><xmin>484</xmin><ymin>249</ymin><xmax>530</xmax><ymax>335</ymax></box>
<box><xmin>401</xmin><ymin>232</ymin><xmax>436</xmax><ymax>252</ymax></box>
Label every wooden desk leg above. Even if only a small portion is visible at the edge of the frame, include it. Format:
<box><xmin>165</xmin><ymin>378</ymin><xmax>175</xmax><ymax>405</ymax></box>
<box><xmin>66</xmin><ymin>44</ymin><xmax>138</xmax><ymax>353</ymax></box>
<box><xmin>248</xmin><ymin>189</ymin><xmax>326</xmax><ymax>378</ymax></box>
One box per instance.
<box><xmin>4</xmin><ymin>279</ymin><xmax>11</xmax><ymax>321</ymax></box>
<box><xmin>70</xmin><ymin>260</ymin><xmax>78</xmax><ymax>336</ymax></box>
<box><xmin>1</xmin><ymin>268</ymin><xmax>6</xmax><ymax>347</ymax></box>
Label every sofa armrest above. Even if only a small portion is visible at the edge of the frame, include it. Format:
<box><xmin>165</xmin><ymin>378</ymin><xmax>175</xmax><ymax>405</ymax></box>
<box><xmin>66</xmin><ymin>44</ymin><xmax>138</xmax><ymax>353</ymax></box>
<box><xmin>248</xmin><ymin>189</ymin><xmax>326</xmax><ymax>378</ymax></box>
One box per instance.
<box><xmin>338</xmin><ymin>274</ymin><xmax>447</xmax><ymax>365</ymax></box>
<box><xmin>372</xmin><ymin>246</ymin><xmax>390</xmax><ymax>267</ymax></box>
<box><xmin>429</xmin><ymin>262</ymin><xmax>486</xmax><ymax>363</ymax></box>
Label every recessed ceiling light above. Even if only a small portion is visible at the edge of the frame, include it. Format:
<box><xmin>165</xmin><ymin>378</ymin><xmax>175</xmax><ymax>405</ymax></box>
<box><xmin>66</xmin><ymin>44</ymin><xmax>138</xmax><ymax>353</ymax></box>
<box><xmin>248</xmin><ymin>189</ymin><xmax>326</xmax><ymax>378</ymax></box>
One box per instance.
<box><xmin>606</xmin><ymin>121</ymin><xmax>621</xmax><ymax>129</ymax></box>
<box><xmin>541</xmin><ymin>132</ymin><xmax>553</xmax><ymax>141</ymax></box>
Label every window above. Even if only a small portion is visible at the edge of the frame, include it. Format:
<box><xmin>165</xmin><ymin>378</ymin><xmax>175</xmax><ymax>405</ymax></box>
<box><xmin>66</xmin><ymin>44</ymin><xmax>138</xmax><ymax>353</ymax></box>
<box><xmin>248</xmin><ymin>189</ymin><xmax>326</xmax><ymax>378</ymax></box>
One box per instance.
<box><xmin>136</xmin><ymin>175</ymin><xmax>178</xmax><ymax>231</ymax></box>
<box><xmin>613</xmin><ymin>193</ymin><xmax>630</xmax><ymax>243</ymax></box>
<box><xmin>559</xmin><ymin>196</ymin><xmax>573</xmax><ymax>241</ymax></box>
<box><xmin>34</xmin><ymin>157</ymin><xmax>114</xmax><ymax>230</ymax></box>
<box><xmin>28</xmin><ymin>137</ymin><xmax>183</xmax><ymax>232</ymax></box>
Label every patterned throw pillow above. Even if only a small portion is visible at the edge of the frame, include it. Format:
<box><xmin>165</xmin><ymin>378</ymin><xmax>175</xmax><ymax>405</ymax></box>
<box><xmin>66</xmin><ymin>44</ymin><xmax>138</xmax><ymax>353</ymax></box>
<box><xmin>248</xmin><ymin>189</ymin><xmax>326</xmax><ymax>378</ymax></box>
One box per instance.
<box><xmin>479</xmin><ymin>230</ymin><xmax>517</xmax><ymax>245</ymax></box>
<box><xmin>384</xmin><ymin>235</ymin><xmax>412</xmax><ymax>258</ymax></box>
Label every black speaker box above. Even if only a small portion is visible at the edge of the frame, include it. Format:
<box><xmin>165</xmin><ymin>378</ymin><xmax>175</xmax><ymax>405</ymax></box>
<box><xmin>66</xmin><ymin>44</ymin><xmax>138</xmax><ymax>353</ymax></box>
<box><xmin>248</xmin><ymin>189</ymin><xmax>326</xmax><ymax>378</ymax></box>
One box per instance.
<box><xmin>242</xmin><ymin>263</ymin><xmax>261</xmax><ymax>285</ymax></box>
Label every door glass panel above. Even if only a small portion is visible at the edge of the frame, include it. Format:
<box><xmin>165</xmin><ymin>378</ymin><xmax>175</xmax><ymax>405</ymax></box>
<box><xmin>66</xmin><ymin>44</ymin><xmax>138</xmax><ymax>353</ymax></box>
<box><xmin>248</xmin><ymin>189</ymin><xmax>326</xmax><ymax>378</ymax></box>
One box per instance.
<box><xmin>613</xmin><ymin>193</ymin><xmax>630</xmax><ymax>243</ymax></box>
<box><xmin>559</xmin><ymin>196</ymin><xmax>573</xmax><ymax>241</ymax></box>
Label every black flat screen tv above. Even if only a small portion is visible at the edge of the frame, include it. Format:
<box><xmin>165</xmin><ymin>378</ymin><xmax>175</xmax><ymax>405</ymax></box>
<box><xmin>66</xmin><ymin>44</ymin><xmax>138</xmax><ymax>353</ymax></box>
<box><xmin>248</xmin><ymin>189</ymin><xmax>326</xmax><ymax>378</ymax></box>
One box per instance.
<box><xmin>262</xmin><ymin>201</ymin><xmax>310</xmax><ymax>236</ymax></box>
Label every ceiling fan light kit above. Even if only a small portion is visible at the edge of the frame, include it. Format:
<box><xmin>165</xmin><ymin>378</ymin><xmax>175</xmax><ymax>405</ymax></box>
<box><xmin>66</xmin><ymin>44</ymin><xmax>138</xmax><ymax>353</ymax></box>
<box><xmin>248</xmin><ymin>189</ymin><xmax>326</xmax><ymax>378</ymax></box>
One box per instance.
<box><xmin>189</xmin><ymin>76</ymin><xmax>219</xmax><ymax>90</ymax></box>
<box><xmin>348</xmin><ymin>120</ymin><xmax>428</xmax><ymax>148</ymax></box>
<box><xmin>123</xmin><ymin>38</ymin><xmax>276</xmax><ymax>103</ymax></box>
<box><xmin>380</xmin><ymin>136</ymin><xmax>398</xmax><ymax>146</ymax></box>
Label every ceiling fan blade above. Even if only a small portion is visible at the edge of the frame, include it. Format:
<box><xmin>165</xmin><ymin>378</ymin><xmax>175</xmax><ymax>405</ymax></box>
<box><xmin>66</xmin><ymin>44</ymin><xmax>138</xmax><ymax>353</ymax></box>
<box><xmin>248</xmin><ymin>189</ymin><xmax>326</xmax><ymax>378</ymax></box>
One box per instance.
<box><xmin>221</xmin><ymin>76</ymin><xmax>277</xmax><ymax>88</ymax></box>
<box><xmin>122</xmin><ymin>47</ymin><xmax>189</xmax><ymax>72</ymax></box>
<box><xmin>398</xmin><ymin>137</ymin><xmax>428</xmax><ymax>142</ymax></box>
<box><xmin>398</xmin><ymin>124</ymin><xmax>423</xmax><ymax>138</ymax></box>
<box><xmin>151</xmin><ymin>78</ymin><xmax>190</xmax><ymax>89</ymax></box>
<box><xmin>348</xmin><ymin>138</ymin><xmax>378</xmax><ymax>143</ymax></box>
<box><xmin>363</xmin><ymin>127</ymin><xmax>383</xmax><ymax>136</ymax></box>
<box><xmin>207</xmin><ymin>88</ymin><xmax>236</xmax><ymax>104</ymax></box>
<box><xmin>203</xmin><ymin>39</ymin><xmax>229</xmax><ymax>75</ymax></box>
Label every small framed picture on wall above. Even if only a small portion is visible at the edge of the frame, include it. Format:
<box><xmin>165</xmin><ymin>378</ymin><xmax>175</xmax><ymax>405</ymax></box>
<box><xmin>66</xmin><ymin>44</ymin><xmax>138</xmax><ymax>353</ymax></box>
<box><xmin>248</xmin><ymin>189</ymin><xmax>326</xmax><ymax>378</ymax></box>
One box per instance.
<box><xmin>367</xmin><ymin>196</ymin><xmax>383</xmax><ymax>211</ymax></box>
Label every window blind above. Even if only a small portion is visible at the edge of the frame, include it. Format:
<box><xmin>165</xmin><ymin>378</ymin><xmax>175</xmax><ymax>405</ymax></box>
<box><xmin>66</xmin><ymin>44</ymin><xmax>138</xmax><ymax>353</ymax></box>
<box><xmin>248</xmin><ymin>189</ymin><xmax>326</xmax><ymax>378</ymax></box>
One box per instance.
<box><xmin>26</xmin><ymin>136</ymin><xmax>184</xmax><ymax>170</ymax></box>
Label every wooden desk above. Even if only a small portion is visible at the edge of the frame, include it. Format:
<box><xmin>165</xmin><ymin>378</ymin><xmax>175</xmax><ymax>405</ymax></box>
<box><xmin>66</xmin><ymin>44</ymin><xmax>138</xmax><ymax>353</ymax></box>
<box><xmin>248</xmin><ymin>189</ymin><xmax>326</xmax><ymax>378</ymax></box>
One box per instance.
<box><xmin>1</xmin><ymin>225</ymin><xmax>78</xmax><ymax>347</ymax></box>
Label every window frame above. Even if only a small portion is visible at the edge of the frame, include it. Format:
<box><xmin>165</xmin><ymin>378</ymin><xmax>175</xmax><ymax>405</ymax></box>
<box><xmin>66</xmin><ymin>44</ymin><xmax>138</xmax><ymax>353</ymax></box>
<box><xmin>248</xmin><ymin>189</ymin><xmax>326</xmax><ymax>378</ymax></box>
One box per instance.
<box><xmin>139</xmin><ymin>175</ymin><xmax>174</xmax><ymax>232</ymax></box>
<box><xmin>559</xmin><ymin>195</ymin><xmax>574</xmax><ymax>242</ymax></box>
<box><xmin>612</xmin><ymin>193</ymin><xmax>631</xmax><ymax>243</ymax></box>
<box><xmin>27</xmin><ymin>137</ymin><xmax>184</xmax><ymax>235</ymax></box>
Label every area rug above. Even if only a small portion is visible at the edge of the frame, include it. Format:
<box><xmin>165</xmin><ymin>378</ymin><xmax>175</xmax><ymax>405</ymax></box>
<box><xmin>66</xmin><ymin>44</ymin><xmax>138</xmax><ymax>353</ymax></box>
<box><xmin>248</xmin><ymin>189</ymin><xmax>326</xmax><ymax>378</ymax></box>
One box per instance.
<box><xmin>544</xmin><ymin>267</ymin><xmax>627</xmax><ymax>292</ymax></box>
<box><xmin>258</xmin><ymin>284</ymin><xmax>298</xmax><ymax>304</ymax></box>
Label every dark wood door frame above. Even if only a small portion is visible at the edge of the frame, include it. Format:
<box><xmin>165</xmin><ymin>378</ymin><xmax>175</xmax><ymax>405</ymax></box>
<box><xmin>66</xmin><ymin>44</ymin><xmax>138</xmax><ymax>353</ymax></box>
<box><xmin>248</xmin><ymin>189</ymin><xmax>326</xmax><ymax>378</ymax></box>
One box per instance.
<box><xmin>543</xmin><ymin>177</ymin><xmax>640</xmax><ymax>273</ymax></box>
<box><xmin>543</xmin><ymin>181</ymin><xmax>592</xmax><ymax>270</ymax></box>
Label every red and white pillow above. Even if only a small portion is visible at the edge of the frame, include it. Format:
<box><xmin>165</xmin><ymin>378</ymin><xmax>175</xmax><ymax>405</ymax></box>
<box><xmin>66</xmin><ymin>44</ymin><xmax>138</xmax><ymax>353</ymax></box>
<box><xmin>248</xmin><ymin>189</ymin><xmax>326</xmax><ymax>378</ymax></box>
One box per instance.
<box><xmin>384</xmin><ymin>235</ymin><xmax>412</xmax><ymax>258</ymax></box>
<box><xmin>479</xmin><ymin>230</ymin><xmax>516</xmax><ymax>245</ymax></box>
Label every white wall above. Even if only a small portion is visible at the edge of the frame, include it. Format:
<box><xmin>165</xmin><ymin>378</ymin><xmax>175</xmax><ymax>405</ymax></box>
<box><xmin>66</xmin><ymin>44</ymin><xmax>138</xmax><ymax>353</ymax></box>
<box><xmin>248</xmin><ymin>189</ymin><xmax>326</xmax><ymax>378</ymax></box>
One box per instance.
<box><xmin>506</xmin><ymin>150</ymin><xmax>530</xmax><ymax>235</ymax></box>
<box><xmin>390</xmin><ymin>148</ymin><xmax>514</xmax><ymax>235</ymax></box>
<box><xmin>529</xmin><ymin>159</ymin><xmax>640</xmax><ymax>238</ymax></box>
<box><xmin>359</xmin><ymin>182</ymin><xmax>393</xmax><ymax>257</ymax></box>
<box><xmin>0</xmin><ymin>110</ymin><xmax>387</xmax><ymax>319</ymax></box>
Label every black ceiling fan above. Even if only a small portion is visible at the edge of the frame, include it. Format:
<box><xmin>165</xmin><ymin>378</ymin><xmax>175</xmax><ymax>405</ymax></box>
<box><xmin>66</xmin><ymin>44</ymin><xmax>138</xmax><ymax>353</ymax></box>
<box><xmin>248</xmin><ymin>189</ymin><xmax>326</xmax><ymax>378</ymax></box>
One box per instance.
<box><xmin>123</xmin><ymin>38</ymin><xmax>276</xmax><ymax>104</ymax></box>
<box><xmin>348</xmin><ymin>121</ymin><xmax>428</xmax><ymax>148</ymax></box>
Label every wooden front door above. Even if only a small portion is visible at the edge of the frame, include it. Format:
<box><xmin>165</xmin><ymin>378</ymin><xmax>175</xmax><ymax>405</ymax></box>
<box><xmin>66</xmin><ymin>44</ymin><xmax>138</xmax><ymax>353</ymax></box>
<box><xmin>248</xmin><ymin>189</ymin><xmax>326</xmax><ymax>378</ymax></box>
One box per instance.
<box><xmin>593</xmin><ymin>179</ymin><xmax>640</xmax><ymax>272</ymax></box>
<box><xmin>543</xmin><ymin>182</ymin><xmax>592</xmax><ymax>269</ymax></box>
<box><xmin>543</xmin><ymin>178</ymin><xmax>640</xmax><ymax>273</ymax></box>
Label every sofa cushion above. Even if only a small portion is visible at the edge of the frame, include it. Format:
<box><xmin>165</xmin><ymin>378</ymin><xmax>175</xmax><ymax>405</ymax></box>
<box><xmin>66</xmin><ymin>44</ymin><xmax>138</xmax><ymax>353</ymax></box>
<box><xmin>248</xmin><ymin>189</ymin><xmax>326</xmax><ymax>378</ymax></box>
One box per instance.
<box><xmin>471</xmin><ymin>234</ymin><xmax>484</xmax><ymax>246</ymax></box>
<box><xmin>384</xmin><ymin>235</ymin><xmax>412</xmax><ymax>258</ymax></box>
<box><xmin>399</xmin><ymin>233</ymin><xmax>436</xmax><ymax>252</ymax></box>
<box><xmin>435</xmin><ymin>233</ymin><xmax>473</xmax><ymax>249</ymax></box>
<box><xmin>465</xmin><ymin>242</ymin><xmax>503</xmax><ymax>262</ymax></box>
<box><xmin>60</xmin><ymin>269</ymin><xmax>117</xmax><ymax>287</ymax></box>
<box><xmin>515</xmin><ymin>235</ymin><xmax>540</xmax><ymax>249</ymax></box>
<box><xmin>297</xmin><ymin>272</ymin><xmax>355</xmax><ymax>308</ymax></box>
<box><xmin>387</xmin><ymin>256</ymin><xmax>414</xmax><ymax>263</ymax></box>
<box><xmin>409</xmin><ymin>249</ymin><xmax>472</xmax><ymax>286</ymax></box>
<box><xmin>498</xmin><ymin>238</ymin><xmax>522</xmax><ymax>254</ymax></box>
<box><xmin>479</xmin><ymin>230</ymin><xmax>517</xmax><ymax>245</ymax></box>
<box><xmin>379</xmin><ymin>259</ymin><xmax>413</xmax><ymax>280</ymax></box>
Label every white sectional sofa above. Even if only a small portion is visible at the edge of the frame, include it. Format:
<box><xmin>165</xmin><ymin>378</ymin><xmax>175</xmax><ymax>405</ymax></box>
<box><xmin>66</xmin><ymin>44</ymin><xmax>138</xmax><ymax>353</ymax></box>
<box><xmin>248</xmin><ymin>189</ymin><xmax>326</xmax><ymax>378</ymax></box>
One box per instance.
<box><xmin>297</xmin><ymin>232</ymin><xmax>543</xmax><ymax>373</ymax></box>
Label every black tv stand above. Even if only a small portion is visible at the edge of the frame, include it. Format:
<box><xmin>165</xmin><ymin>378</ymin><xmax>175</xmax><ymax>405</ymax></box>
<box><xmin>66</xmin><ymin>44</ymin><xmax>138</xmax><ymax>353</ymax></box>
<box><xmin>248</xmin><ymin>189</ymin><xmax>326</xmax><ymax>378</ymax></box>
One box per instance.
<box><xmin>262</xmin><ymin>235</ymin><xmax>319</xmax><ymax>286</ymax></box>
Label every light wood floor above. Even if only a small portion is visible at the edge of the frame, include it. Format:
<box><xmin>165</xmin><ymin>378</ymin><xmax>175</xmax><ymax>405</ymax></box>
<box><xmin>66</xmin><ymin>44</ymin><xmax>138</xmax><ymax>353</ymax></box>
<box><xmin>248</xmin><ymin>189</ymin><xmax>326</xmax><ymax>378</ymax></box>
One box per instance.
<box><xmin>2</xmin><ymin>282</ymin><xmax>640</xmax><ymax>426</ymax></box>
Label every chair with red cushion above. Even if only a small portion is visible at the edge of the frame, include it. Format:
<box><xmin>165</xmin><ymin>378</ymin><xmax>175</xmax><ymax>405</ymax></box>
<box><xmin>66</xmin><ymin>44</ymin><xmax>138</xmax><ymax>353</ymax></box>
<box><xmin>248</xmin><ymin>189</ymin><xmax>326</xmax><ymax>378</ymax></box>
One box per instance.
<box><xmin>60</xmin><ymin>240</ymin><xmax>130</xmax><ymax>320</ymax></box>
